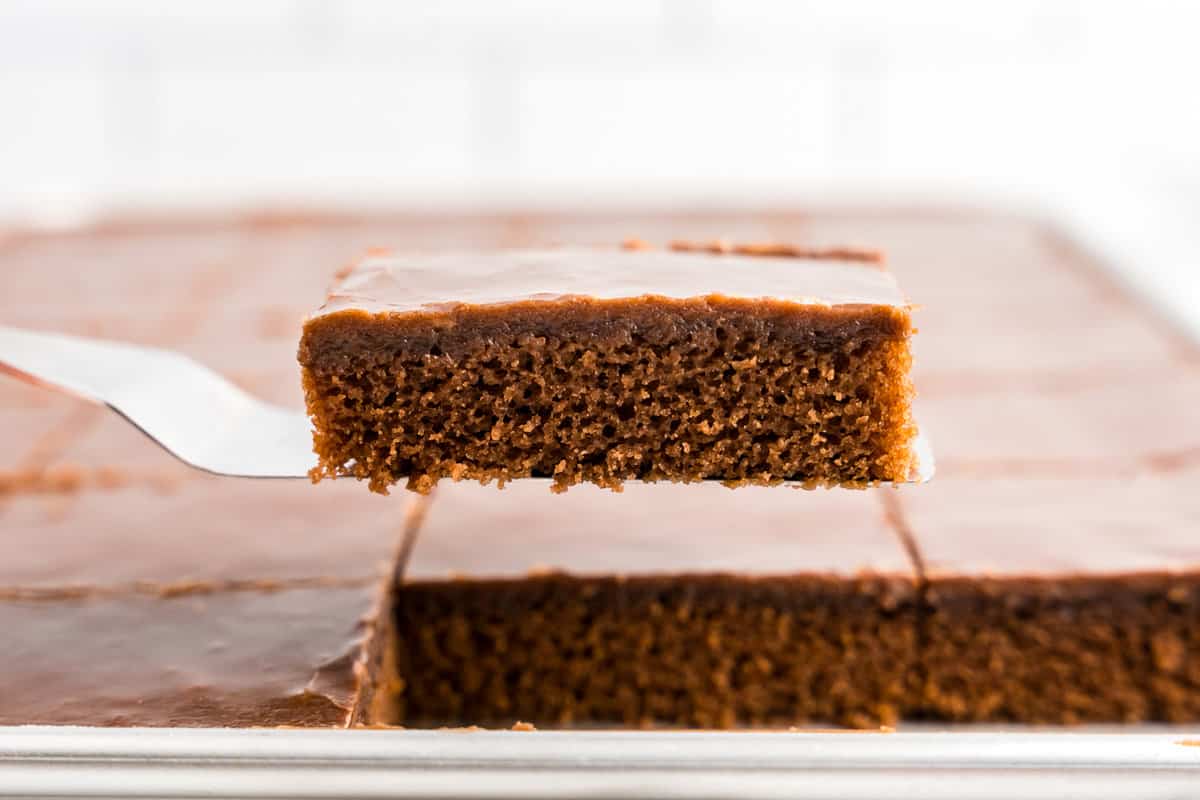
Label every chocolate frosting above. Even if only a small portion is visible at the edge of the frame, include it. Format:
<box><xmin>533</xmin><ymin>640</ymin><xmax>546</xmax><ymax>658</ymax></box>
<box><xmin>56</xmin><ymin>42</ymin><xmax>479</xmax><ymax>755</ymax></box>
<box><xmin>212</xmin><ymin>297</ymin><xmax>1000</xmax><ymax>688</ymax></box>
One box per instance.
<box><xmin>405</xmin><ymin>482</ymin><xmax>913</xmax><ymax>581</ymax></box>
<box><xmin>899</xmin><ymin>476</ymin><xmax>1200</xmax><ymax>577</ymax></box>
<box><xmin>315</xmin><ymin>248</ymin><xmax>907</xmax><ymax>318</ymax></box>
<box><xmin>0</xmin><ymin>585</ymin><xmax>378</xmax><ymax>726</ymax></box>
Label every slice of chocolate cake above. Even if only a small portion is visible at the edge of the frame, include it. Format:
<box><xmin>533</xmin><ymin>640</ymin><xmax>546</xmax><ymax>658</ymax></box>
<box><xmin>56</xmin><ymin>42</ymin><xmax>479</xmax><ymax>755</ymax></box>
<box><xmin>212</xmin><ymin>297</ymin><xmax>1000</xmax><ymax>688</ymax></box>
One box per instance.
<box><xmin>298</xmin><ymin>247</ymin><xmax>917</xmax><ymax>493</ymax></box>
<box><xmin>383</xmin><ymin>481</ymin><xmax>921</xmax><ymax>729</ymax></box>
<box><xmin>898</xmin><ymin>476</ymin><xmax>1200</xmax><ymax>725</ymax></box>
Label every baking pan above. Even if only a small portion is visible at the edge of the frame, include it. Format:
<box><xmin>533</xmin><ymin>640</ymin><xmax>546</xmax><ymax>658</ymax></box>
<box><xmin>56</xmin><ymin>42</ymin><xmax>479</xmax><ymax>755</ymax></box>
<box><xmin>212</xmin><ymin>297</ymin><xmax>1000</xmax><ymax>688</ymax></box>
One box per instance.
<box><xmin>2</xmin><ymin>727</ymin><xmax>1199</xmax><ymax>799</ymax></box>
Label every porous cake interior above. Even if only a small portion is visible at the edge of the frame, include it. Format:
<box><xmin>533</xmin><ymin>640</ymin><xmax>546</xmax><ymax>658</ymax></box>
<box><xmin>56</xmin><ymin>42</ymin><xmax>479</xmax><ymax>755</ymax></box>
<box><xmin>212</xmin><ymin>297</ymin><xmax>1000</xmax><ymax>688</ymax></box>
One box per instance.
<box><xmin>366</xmin><ymin>569</ymin><xmax>1200</xmax><ymax>729</ymax></box>
<box><xmin>920</xmin><ymin>576</ymin><xmax>1200</xmax><ymax>723</ymax></box>
<box><xmin>300</xmin><ymin>298</ymin><xmax>915</xmax><ymax>493</ymax></box>
<box><xmin>387</xmin><ymin>574</ymin><xmax>919</xmax><ymax>729</ymax></box>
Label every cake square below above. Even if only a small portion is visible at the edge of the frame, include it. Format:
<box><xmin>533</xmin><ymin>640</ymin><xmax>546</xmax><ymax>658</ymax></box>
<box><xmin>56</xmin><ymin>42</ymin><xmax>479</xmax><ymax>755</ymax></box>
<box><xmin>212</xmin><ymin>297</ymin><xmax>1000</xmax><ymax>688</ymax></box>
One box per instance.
<box><xmin>0</xmin><ymin>410</ymin><xmax>409</xmax><ymax>729</ymax></box>
<box><xmin>898</xmin><ymin>476</ymin><xmax>1200</xmax><ymax>724</ymax></box>
<box><xmin>0</xmin><ymin>585</ymin><xmax>380</xmax><ymax>727</ymax></box>
<box><xmin>298</xmin><ymin>247</ymin><xmax>917</xmax><ymax>493</ymax></box>
<box><xmin>386</xmin><ymin>482</ymin><xmax>920</xmax><ymax>729</ymax></box>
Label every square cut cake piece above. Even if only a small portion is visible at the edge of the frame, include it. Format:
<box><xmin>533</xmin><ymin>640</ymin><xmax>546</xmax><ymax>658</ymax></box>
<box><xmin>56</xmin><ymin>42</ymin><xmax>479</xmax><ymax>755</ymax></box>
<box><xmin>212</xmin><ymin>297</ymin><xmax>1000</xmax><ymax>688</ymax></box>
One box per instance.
<box><xmin>380</xmin><ymin>481</ymin><xmax>921</xmax><ymax>729</ymax></box>
<box><xmin>298</xmin><ymin>246</ymin><xmax>917</xmax><ymax>493</ymax></box>
<box><xmin>1</xmin><ymin>585</ymin><xmax>383</xmax><ymax>727</ymax></box>
<box><xmin>899</xmin><ymin>476</ymin><xmax>1200</xmax><ymax>724</ymax></box>
<box><xmin>0</xmin><ymin>405</ymin><xmax>411</xmax><ymax>727</ymax></box>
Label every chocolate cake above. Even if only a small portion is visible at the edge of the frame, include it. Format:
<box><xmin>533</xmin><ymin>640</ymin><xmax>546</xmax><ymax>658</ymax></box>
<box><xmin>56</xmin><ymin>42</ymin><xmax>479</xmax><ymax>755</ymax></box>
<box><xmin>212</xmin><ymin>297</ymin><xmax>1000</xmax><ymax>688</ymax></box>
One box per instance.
<box><xmin>1</xmin><ymin>208</ymin><xmax>1198</xmax><ymax>729</ymax></box>
<box><xmin>3</xmin><ymin>583</ymin><xmax>382</xmax><ymax>726</ymax></box>
<box><xmin>298</xmin><ymin>247</ymin><xmax>917</xmax><ymax>493</ymax></box>
<box><xmin>0</xmin><ymin>233</ymin><xmax>418</xmax><ymax>727</ymax></box>
<box><xmin>391</xmin><ymin>482</ymin><xmax>919</xmax><ymax>729</ymax></box>
<box><xmin>897</xmin><ymin>476</ymin><xmax>1200</xmax><ymax>724</ymax></box>
<box><xmin>0</xmin><ymin>416</ymin><xmax>412</xmax><ymax>726</ymax></box>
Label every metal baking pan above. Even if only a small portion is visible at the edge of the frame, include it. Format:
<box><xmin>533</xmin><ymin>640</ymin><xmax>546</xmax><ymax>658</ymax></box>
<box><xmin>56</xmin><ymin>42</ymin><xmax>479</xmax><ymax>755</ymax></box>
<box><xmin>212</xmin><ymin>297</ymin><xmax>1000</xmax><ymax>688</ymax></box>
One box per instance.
<box><xmin>2</xmin><ymin>199</ymin><xmax>1198</xmax><ymax>799</ymax></box>
<box><xmin>2</xmin><ymin>727</ymin><xmax>1199</xmax><ymax>799</ymax></box>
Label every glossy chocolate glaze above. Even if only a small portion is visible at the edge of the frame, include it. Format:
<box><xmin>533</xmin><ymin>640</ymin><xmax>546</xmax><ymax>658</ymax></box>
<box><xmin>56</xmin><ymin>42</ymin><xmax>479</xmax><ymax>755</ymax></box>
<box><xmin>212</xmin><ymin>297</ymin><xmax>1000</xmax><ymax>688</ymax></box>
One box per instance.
<box><xmin>0</xmin><ymin>584</ymin><xmax>378</xmax><ymax>726</ymax></box>
<box><xmin>405</xmin><ymin>481</ymin><xmax>913</xmax><ymax>582</ymax></box>
<box><xmin>313</xmin><ymin>248</ymin><xmax>908</xmax><ymax>319</ymax></box>
<box><xmin>898</xmin><ymin>476</ymin><xmax>1200</xmax><ymax>578</ymax></box>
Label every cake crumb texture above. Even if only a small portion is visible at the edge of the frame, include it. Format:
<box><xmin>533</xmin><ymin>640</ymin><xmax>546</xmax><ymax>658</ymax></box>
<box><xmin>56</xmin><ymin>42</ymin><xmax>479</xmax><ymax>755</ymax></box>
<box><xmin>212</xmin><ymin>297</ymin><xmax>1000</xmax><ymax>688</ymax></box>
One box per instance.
<box><xmin>392</xmin><ymin>574</ymin><xmax>919</xmax><ymax>729</ymax></box>
<box><xmin>300</xmin><ymin>297</ymin><xmax>915</xmax><ymax>493</ymax></box>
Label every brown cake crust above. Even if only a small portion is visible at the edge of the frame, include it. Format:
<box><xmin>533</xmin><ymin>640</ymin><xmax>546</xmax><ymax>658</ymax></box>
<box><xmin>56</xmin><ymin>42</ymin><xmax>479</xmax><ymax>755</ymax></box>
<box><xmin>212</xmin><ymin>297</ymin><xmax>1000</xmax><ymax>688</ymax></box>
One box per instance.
<box><xmin>299</xmin><ymin>249</ymin><xmax>917</xmax><ymax>493</ymax></box>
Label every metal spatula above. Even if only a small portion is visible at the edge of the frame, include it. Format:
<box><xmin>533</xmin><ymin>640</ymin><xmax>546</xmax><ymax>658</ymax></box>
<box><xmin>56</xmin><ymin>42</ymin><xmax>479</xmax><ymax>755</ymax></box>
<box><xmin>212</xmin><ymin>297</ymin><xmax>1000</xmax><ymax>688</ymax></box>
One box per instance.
<box><xmin>0</xmin><ymin>324</ymin><xmax>934</xmax><ymax>483</ymax></box>
<box><xmin>0</xmin><ymin>324</ymin><xmax>312</xmax><ymax>478</ymax></box>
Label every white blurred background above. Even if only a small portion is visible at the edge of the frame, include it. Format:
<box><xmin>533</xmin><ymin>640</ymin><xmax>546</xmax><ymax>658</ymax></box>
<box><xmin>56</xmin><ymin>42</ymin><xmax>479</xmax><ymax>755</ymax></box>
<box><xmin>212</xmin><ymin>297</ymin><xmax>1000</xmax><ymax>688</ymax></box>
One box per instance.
<box><xmin>1</xmin><ymin>1</ymin><xmax>1198</xmax><ymax>325</ymax></box>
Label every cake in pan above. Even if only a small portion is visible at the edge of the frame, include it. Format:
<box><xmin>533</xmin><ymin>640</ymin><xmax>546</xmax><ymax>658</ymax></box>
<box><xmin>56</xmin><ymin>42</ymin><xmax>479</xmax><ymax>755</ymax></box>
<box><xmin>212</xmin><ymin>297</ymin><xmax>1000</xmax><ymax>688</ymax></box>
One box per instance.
<box><xmin>2</xmin><ymin>210</ymin><xmax>1198</xmax><ymax>728</ymax></box>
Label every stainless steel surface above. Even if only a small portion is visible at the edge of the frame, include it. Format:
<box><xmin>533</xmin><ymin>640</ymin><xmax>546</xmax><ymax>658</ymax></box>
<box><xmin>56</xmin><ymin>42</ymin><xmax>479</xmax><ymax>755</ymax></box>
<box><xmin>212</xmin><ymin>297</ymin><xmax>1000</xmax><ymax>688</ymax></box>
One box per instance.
<box><xmin>0</xmin><ymin>323</ymin><xmax>314</xmax><ymax>479</ymax></box>
<box><xmin>1</xmin><ymin>727</ymin><xmax>1198</xmax><ymax>800</ymax></box>
<box><xmin>0</xmin><ymin>324</ymin><xmax>935</xmax><ymax>484</ymax></box>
